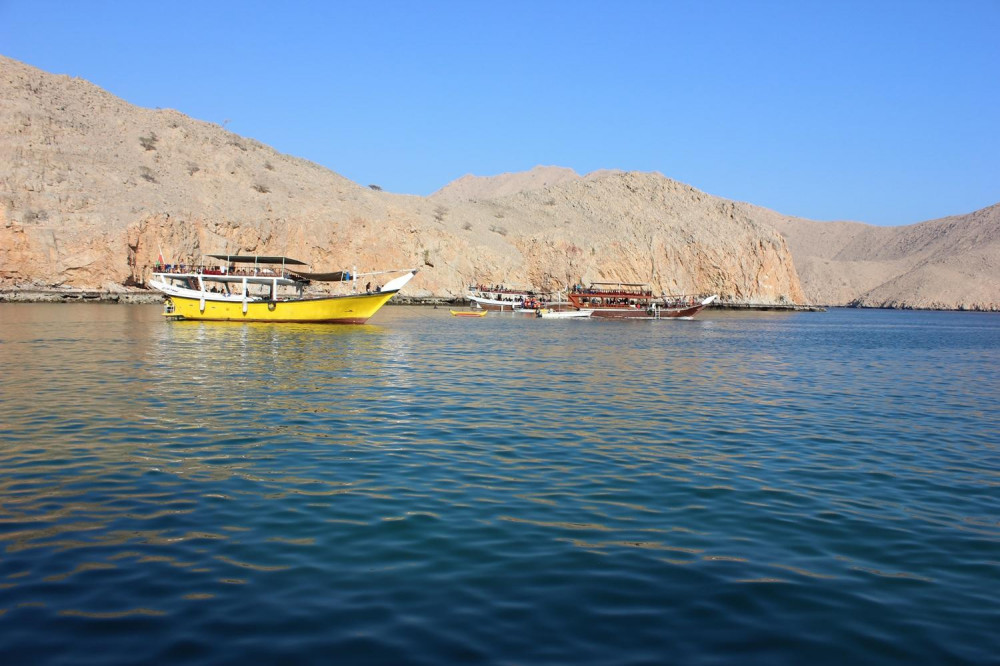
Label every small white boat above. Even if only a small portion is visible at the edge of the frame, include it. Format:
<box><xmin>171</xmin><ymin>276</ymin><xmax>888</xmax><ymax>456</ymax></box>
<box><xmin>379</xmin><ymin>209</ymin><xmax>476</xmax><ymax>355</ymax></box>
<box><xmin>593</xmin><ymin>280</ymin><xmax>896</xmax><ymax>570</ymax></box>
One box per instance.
<box><xmin>467</xmin><ymin>283</ymin><xmax>538</xmax><ymax>311</ymax></box>
<box><xmin>536</xmin><ymin>308</ymin><xmax>593</xmax><ymax>319</ymax></box>
<box><xmin>467</xmin><ymin>283</ymin><xmax>573</xmax><ymax>314</ymax></box>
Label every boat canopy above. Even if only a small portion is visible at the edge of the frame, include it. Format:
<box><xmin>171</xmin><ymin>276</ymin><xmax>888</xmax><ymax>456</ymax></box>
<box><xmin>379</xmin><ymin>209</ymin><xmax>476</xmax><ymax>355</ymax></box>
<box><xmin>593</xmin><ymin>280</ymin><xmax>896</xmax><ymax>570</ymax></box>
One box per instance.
<box><xmin>288</xmin><ymin>270</ymin><xmax>351</xmax><ymax>282</ymax></box>
<box><xmin>588</xmin><ymin>282</ymin><xmax>649</xmax><ymax>287</ymax></box>
<box><xmin>206</xmin><ymin>254</ymin><xmax>308</xmax><ymax>265</ymax></box>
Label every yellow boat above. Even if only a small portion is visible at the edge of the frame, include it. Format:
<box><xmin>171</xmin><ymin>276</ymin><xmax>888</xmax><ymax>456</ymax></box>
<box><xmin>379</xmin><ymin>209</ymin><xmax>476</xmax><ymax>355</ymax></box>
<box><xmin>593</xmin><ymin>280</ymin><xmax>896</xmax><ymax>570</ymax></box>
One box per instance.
<box><xmin>149</xmin><ymin>254</ymin><xmax>417</xmax><ymax>324</ymax></box>
<box><xmin>450</xmin><ymin>309</ymin><xmax>487</xmax><ymax>317</ymax></box>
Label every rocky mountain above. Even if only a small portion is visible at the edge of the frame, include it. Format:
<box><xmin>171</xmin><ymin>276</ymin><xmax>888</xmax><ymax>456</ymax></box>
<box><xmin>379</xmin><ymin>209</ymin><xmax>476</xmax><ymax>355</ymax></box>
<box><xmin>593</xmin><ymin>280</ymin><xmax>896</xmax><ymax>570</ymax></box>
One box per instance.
<box><xmin>753</xmin><ymin>204</ymin><xmax>999</xmax><ymax>310</ymax></box>
<box><xmin>6</xmin><ymin>54</ymin><xmax>993</xmax><ymax>310</ymax></box>
<box><xmin>430</xmin><ymin>166</ymin><xmax>582</xmax><ymax>201</ymax></box>
<box><xmin>0</xmin><ymin>55</ymin><xmax>805</xmax><ymax>304</ymax></box>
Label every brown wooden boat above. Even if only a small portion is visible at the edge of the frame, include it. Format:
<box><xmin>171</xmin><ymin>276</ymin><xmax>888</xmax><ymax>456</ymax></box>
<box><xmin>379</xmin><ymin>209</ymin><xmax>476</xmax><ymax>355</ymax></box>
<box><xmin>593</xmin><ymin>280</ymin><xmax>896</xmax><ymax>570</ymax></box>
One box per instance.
<box><xmin>567</xmin><ymin>282</ymin><xmax>717</xmax><ymax>319</ymax></box>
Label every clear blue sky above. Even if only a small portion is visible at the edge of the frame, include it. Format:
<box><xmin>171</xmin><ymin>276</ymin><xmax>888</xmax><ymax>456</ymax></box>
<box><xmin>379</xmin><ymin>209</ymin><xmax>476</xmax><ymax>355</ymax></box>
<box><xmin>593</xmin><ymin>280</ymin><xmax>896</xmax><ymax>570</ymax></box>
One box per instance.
<box><xmin>2</xmin><ymin>0</ymin><xmax>997</xmax><ymax>225</ymax></box>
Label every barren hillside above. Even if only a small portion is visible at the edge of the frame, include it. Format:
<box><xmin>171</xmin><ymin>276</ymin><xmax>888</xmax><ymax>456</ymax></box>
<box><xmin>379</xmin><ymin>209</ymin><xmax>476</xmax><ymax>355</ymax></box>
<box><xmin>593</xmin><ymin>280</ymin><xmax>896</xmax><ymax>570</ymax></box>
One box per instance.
<box><xmin>760</xmin><ymin>204</ymin><xmax>1000</xmax><ymax>310</ymax></box>
<box><xmin>430</xmin><ymin>166</ymin><xmax>582</xmax><ymax>201</ymax></box>
<box><xmin>0</xmin><ymin>55</ymin><xmax>808</xmax><ymax>304</ymax></box>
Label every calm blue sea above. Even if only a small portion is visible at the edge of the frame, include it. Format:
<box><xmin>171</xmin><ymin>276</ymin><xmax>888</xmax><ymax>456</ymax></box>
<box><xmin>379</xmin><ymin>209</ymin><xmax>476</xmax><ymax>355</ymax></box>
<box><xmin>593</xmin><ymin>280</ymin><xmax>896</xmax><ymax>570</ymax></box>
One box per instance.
<box><xmin>0</xmin><ymin>304</ymin><xmax>997</xmax><ymax>665</ymax></box>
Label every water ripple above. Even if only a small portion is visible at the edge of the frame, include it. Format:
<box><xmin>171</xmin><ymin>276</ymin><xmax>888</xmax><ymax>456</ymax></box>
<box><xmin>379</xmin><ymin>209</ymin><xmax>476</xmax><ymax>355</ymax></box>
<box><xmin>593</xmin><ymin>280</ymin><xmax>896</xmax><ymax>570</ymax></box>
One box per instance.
<box><xmin>0</xmin><ymin>304</ymin><xmax>997</xmax><ymax>664</ymax></box>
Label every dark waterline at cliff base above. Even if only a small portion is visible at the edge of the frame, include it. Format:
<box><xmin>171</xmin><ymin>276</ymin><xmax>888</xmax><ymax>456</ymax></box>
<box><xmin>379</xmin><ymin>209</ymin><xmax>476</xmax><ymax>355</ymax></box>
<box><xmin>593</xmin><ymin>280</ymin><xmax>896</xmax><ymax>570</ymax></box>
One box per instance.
<box><xmin>0</xmin><ymin>305</ymin><xmax>997</xmax><ymax>664</ymax></box>
<box><xmin>0</xmin><ymin>287</ymin><xmax>858</xmax><ymax>312</ymax></box>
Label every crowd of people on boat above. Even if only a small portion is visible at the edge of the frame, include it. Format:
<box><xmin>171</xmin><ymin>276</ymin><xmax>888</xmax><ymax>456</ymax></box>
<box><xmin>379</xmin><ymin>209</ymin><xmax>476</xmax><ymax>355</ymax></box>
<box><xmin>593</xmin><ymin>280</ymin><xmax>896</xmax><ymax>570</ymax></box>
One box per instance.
<box><xmin>571</xmin><ymin>284</ymin><xmax>653</xmax><ymax>297</ymax></box>
<box><xmin>470</xmin><ymin>283</ymin><xmax>534</xmax><ymax>296</ymax></box>
<box><xmin>580</xmin><ymin>297</ymin><xmax>648</xmax><ymax>307</ymax></box>
<box><xmin>156</xmin><ymin>264</ymin><xmax>290</xmax><ymax>279</ymax></box>
<box><xmin>489</xmin><ymin>294</ymin><xmax>545</xmax><ymax>307</ymax></box>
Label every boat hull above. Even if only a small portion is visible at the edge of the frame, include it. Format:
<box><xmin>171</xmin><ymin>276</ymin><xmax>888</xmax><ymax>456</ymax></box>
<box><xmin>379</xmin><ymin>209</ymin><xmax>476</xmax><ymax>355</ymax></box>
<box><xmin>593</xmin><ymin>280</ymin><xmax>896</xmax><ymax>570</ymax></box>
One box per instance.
<box><xmin>468</xmin><ymin>296</ymin><xmax>521</xmax><ymax>311</ymax></box>
<box><xmin>165</xmin><ymin>290</ymin><xmax>400</xmax><ymax>324</ymax></box>
<box><xmin>591</xmin><ymin>303</ymin><xmax>710</xmax><ymax>320</ymax></box>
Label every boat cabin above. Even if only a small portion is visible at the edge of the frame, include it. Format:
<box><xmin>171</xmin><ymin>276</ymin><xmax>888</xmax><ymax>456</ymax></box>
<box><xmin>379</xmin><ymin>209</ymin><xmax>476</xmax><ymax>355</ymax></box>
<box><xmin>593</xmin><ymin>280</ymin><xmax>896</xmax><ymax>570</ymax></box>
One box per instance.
<box><xmin>568</xmin><ymin>282</ymin><xmax>655</xmax><ymax>309</ymax></box>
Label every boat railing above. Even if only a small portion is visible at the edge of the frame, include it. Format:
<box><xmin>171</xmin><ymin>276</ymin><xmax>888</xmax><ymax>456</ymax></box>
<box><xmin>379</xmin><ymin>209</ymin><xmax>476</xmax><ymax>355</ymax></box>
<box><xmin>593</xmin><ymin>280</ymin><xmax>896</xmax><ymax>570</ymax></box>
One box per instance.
<box><xmin>575</xmin><ymin>297</ymin><xmax>648</xmax><ymax>307</ymax></box>
<box><xmin>571</xmin><ymin>285</ymin><xmax>653</xmax><ymax>297</ymax></box>
<box><xmin>659</xmin><ymin>294</ymin><xmax>710</xmax><ymax>307</ymax></box>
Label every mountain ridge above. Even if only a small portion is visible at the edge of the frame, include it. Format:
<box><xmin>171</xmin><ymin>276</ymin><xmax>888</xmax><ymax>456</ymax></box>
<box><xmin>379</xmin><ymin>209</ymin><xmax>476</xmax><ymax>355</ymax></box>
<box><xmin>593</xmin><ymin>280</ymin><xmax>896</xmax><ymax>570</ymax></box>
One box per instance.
<box><xmin>2</xmin><ymin>55</ymin><xmax>994</xmax><ymax>310</ymax></box>
<box><xmin>761</xmin><ymin>203</ymin><xmax>999</xmax><ymax>309</ymax></box>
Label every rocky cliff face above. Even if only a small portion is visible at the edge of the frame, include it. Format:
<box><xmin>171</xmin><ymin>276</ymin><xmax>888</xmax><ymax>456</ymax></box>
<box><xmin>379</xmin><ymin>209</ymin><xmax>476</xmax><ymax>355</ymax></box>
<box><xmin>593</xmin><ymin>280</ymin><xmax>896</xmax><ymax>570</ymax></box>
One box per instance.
<box><xmin>431</xmin><ymin>169</ymin><xmax>805</xmax><ymax>303</ymax></box>
<box><xmin>0</xmin><ymin>54</ymin><xmax>810</xmax><ymax>304</ymax></box>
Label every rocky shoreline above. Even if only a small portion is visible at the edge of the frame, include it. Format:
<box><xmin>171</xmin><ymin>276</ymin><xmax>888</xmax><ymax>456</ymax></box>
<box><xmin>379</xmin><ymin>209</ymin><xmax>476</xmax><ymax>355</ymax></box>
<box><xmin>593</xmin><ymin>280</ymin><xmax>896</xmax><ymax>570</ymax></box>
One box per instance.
<box><xmin>0</xmin><ymin>289</ymin><xmax>164</xmax><ymax>304</ymax></box>
<box><xmin>0</xmin><ymin>288</ymin><xmax>820</xmax><ymax>311</ymax></box>
<box><xmin>0</xmin><ymin>288</ymin><xmax>459</xmax><ymax>307</ymax></box>
<box><xmin>12</xmin><ymin>289</ymin><xmax>997</xmax><ymax>312</ymax></box>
